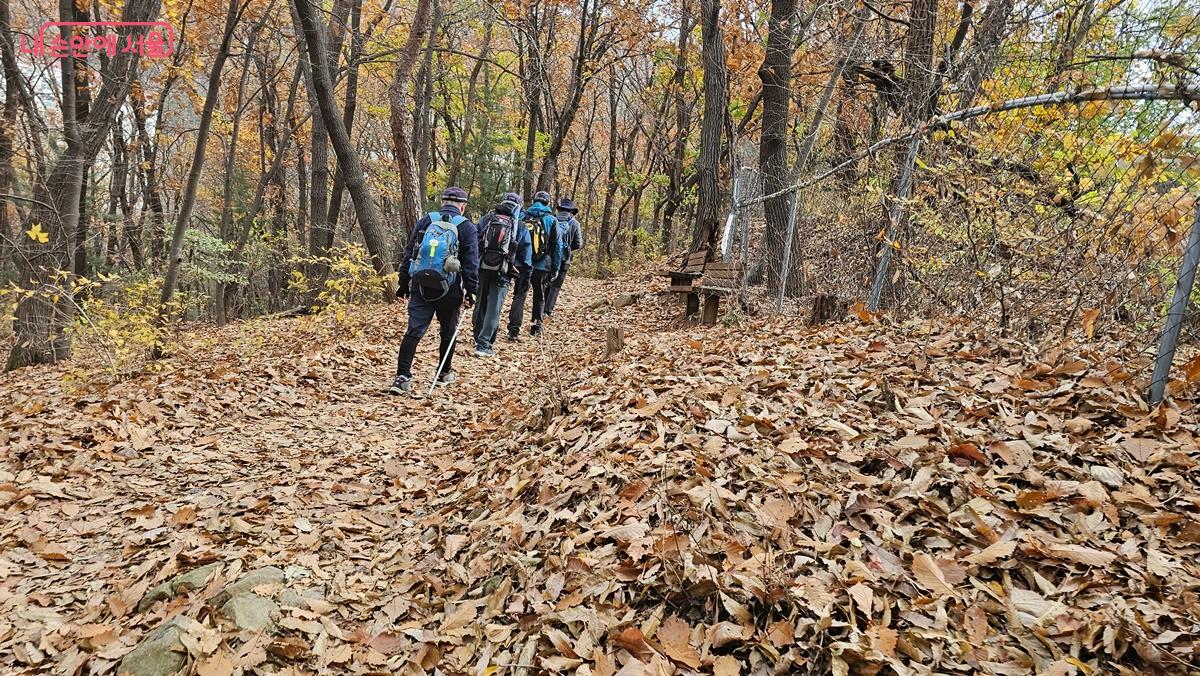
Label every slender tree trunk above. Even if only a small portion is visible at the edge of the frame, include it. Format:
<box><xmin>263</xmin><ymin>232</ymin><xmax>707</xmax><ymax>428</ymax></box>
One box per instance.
<box><xmin>597</xmin><ymin>68</ymin><xmax>620</xmax><ymax>276</ymax></box>
<box><xmin>691</xmin><ymin>0</ymin><xmax>727</xmax><ymax>255</ymax></box>
<box><xmin>295</xmin><ymin>0</ymin><xmax>395</xmax><ymax>285</ymax></box>
<box><xmin>326</xmin><ymin>0</ymin><xmax>365</xmax><ymax>233</ymax></box>
<box><xmin>216</xmin><ymin>29</ymin><xmax>257</xmax><ymax>326</ymax></box>
<box><xmin>447</xmin><ymin>22</ymin><xmax>491</xmax><ymax>186</ymax></box>
<box><xmin>389</xmin><ymin>0</ymin><xmax>434</xmax><ymax>231</ymax></box>
<box><xmin>414</xmin><ymin>0</ymin><xmax>442</xmax><ymax>200</ymax></box>
<box><xmin>155</xmin><ymin>0</ymin><xmax>242</xmax><ymax>355</ymax></box>
<box><xmin>536</xmin><ymin>0</ymin><xmax>608</xmax><ymax>193</ymax></box>
<box><xmin>7</xmin><ymin>0</ymin><xmax>161</xmax><ymax>370</ymax></box>
<box><xmin>662</xmin><ymin>0</ymin><xmax>691</xmax><ymax>254</ymax></box>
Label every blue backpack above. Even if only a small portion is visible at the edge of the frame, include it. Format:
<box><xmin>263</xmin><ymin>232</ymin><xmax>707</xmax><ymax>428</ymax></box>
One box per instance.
<box><xmin>555</xmin><ymin>215</ymin><xmax>573</xmax><ymax>261</ymax></box>
<box><xmin>409</xmin><ymin>212</ymin><xmax>464</xmax><ymax>297</ymax></box>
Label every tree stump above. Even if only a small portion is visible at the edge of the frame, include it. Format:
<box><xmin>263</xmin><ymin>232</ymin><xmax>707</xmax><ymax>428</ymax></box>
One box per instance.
<box><xmin>604</xmin><ymin>326</ymin><xmax>625</xmax><ymax>359</ymax></box>
<box><xmin>808</xmin><ymin>294</ymin><xmax>845</xmax><ymax>326</ymax></box>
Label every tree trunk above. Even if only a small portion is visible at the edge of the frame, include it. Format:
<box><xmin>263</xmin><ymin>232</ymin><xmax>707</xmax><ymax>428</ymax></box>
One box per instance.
<box><xmin>596</xmin><ymin>67</ymin><xmax>620</xmax><ymax>276</ymax></box>
<box><xmin>901</xmin><ymin>0</ymin><xmax>937</xmax><ymax>125</ymax></box>
<box><xmin>155</xmin><ymin>0</ymin><xmax>242</xmax><ymax>354</ymax></box>
<box><xmin>759</xmin><ymin>0</ymin><xmax>795</xmax><ymax>288</ymax></box>
<box><xmin>0</xmin><ymin>0</ymin><xmax>18</xmax><ymax>257</ymax></box>
<box><xmin>956</xmin><ymin>0</ymin><xmax>1015</xmax><ymax>110</ymax></box>
<box><xmin>7</xmin><ymin>0</ymin><xmax>161</xmax><ymax>370</ymax></box>
<box><xmin>295</xmin><ymin>0</ymin><xmax>395</xmax><ymax>285</ymax></box>
<box><xmin>447</xmin><ymin>23</ymin><xmax>491</xmax><ymax>186</ymax></box>
<box><xmin>414</xmin><ymin>0</ymin><xmax>442</xmax><ymax>201</ymax></box>
<box><xmin>661</xmin><ymin>0</ymin><xmax>691</xmax><ymax>254</ymax></box>
<box><xmin>131</xmin><ymin>83</ymin><xmax>166</xmax><ymax>264</ymax></box>
<box><xmin>296</xmin><ymin>0</ymin><xmax>351</xmax><ymax>280</ymax></box>
<box><xmin>326</xmin><ymin>0</ymin><xmax>365</xmax><ymax>234</ymax></box>
<box><xmin>535</xmin><ymin>0</ymin><xmax>608</xmax><ymax>193</ymax></box>
<box><xmin>389</xmin><ymin>0</ymin><xmax>434</xmax><ymax>231</ymax></box>
<box><xmin>216</xmin><ymin>28</ymin><xmax>257</xmax><ymax>326</ymax></box>
<box><xmin>691</xmin><ymin>0</ymin><xmax>727</xmax><ymax>256</ymax></box>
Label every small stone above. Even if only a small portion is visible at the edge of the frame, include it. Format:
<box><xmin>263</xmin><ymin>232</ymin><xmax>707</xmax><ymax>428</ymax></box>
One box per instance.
<box><xmin>138</xmin><ymin>563</ymin><xmax>222</xmax><ymax>612</ymax></box>
<box><xmin>284</xmin><ymin>565</ymin><xmax>311</xmax><ymax>581</ymax></box>
<box><xmin>215</xmin><ymin>566</ymin><xmax>285</xmax><ymax>604</ymax></box>
<box><xmin>219</xmin><ymin>594</ymin><xmax>278</xmax><ymax>633</ymax></box>
<box><xmin>277</xmin><ymin>586</ymin><xmax>325</xmax><ymax>609</ymax></box>
<box><xmin>118</xmin><ymin>620</ymin><xmax>186</xmax><ymax>676</ymax></box>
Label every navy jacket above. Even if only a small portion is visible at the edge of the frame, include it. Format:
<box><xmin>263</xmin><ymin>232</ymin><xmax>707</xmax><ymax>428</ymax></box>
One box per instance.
<box><xmin>401</xmin><ymin>206</ymin><xmax>479</xmax><ymax>296</ymax></box>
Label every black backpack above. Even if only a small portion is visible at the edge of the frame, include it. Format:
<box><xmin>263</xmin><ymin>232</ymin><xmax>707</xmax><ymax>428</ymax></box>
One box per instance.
<box><xmin>526</xmin><ymin>212</ymin><xmax>552</xmax><ymax>262</ymax></box>
<box><xmin>479</xmin><ymin>212</ymin><xmax>514</xmax><ymax>273</ymax></box>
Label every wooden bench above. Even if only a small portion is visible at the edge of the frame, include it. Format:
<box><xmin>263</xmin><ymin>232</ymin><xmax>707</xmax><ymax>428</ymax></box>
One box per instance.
<box><xmin>660</xmin><ymin>252</ymin><xmax>742</xmax><ymax>326</ymax></box>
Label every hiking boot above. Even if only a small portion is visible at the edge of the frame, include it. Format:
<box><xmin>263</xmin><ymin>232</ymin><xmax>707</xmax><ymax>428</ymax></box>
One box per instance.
<box><xmin>506</xmin><ymin>333</ymin><xmax>519</xmax><ymax>342</ymax></box>
<box><xmin>474</xmin><ymin>347</ymin><xmax>495</xmax><ymax>358</ymax></box>
<box><xmin>388</xmin><ymin>375</ymin><xmax>412</xmax><ymax>395</ymax></box>
<box><xmin>531</xmin><ymin>324</ymin><xmax>543</xmax><ymax>338</ymax></box>
<box><xmin>435</xmin><ymin>371</ymin><xmax>456</xmax><ymax>387</ymax></box>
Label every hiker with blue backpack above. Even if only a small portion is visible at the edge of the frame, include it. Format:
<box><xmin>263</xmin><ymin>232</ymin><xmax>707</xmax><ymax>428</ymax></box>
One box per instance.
<box><xmin>389</xmin><ymin>187</ymin><xmax>479</xmax><ymax>395</ymax></box>
<box><xmin>544</xmin><ymin>197</ymin><xmax>584</xmax><ymax>317</ymax></box>
<box><xmin>472</xmin><ymin>193</ymin><xmax>531</xmax><ymax>357</ymax></box>
<box><xmin>507</xmin><ymin>191</ymin><xmax>561</xmax><ymax>340</ymax></box>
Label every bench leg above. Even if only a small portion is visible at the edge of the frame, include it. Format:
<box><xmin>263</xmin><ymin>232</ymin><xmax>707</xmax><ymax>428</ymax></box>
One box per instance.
<box><xmin>685</xmin><ymin>292</ymin><xmax>700</xmax><ymax>319</ymax></box>
<box><xmin>702</xmin><ymin>293</ymin><xmax>719</xmax><ymax>326</ymax></box>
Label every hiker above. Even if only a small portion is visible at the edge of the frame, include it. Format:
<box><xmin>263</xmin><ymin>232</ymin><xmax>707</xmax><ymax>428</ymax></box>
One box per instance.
<box><xmin>544</xmin><ymin>197</ymin><xmax>584</xmax><ymax>317</ymax></box>
<box><xmin>472</xmin><ymin>193</ymin><xmax>530</xmax><ymax>357</ymax></box>
<box><xmin>507</xmin><ymin>191</ymin><xmax>560</xmax><ymax>340</ymax></box>
<box><xmin>390</xmin><ymin>187</ymin><xmax>479</xmax><ymax>395</ymax></box>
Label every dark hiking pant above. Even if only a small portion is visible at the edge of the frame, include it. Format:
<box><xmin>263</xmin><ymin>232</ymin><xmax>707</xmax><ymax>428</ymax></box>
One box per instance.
<box><xmin>396</xmin><ymin>288</ymin><xmax>462</xmax><ymax>378</ymax></box>
<box><xmin>508</xmin><ymin>269</ymin><xmax>551</xmax><ymax>337</ymax></box>
<box><xmin>545</xmin><ymin>260</ymin><xmax>570</xmax><ymax>315</ymax></box>
<box><xmin>472</xmin><ymin>269</ymin><xmax>509</xmax><ymax>351</ymax></box>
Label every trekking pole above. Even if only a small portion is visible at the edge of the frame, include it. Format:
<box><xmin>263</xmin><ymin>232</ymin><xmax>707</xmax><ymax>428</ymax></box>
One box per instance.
<box><xmin>428</xmin><ymin>307</ymin><xmax>468</xmax><ymax>397</ymax></box>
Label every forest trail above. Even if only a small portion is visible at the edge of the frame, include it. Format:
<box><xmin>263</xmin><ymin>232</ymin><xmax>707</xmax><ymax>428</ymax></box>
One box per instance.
<box><xmin>2</xmin><ymin>271</ymin><xmax>1199</xmax><ymax>675</ymax></box>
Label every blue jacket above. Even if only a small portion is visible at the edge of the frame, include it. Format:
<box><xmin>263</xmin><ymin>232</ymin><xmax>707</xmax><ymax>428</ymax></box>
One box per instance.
<box><xmin>401</xmin><ymin>206</ymin><xmax>479</xmax><ymax>296</ymax></box>
<box><xmin>525</xmin><ymin>203</ymin><xmax>561</xmax><ymax>275</ymax></box>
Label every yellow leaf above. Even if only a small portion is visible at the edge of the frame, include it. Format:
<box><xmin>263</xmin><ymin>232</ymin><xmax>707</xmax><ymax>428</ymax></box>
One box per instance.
<box><xmin>26</xmin><ymin>223</ymin><xmax>49</xmax><ymax>244</ymax></box>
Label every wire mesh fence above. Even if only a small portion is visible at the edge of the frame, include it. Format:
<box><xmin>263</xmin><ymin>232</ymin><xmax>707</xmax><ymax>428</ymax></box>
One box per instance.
<box><xmin>720</xmin><ymin>74</ymin><xmax>1200</xmax><ymax>402</ymax></box>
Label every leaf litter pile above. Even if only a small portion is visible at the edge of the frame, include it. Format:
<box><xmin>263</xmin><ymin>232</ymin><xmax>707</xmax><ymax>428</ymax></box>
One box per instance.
<box><xmin>2</xmin><ymin>272</ymin><xmax>1198</xmax><ymax>675</ymax></box>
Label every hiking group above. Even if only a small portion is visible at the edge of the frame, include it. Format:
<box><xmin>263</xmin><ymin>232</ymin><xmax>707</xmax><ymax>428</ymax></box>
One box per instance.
<box><xmin>388</xmin><ymin>188</ymin><xmax>584</xmax><ymax>395</ymax></box>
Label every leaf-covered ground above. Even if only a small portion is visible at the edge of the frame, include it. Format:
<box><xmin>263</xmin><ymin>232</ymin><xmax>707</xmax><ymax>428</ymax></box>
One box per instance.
<box><xmin>2</xmin><ymin>272</ymin><xmax>1198</xmax><ymax>675</ymax></box>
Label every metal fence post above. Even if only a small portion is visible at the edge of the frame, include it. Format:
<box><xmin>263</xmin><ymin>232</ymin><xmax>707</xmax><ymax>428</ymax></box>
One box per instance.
<box><xmin>720</xmin><ymin>169</ymin><xmax>744</xmax><ymax>261</ymax></box>
<box><xmin>868</xmin><ymin>136</ymin><xmax>922</xmax><ymax>312</ymax></box>
<box><xmin>1149</xmin><ymin>201</ymin><xmax>1200</xmax><ymax>405</ymax></box>
<box><xmin>775</xmin><ymin>190</ymin><xmax>800</xmax><ymax>312</ymax></box>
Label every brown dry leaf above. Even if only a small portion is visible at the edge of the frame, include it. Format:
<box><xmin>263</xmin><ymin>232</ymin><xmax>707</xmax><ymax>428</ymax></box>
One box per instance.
<box><xmin>947</xmin><ymin>442</ymin><xmax>988</xmax><ymax>466</ymax></box>
<box><xmin>713</xmin><ymin>655</ymin><xmax>741</xmax><ymax>676</ymax></box>
<box><xmin>196</xmin><ymin>649</ymin><xmax>235</xmax><ymax>676</ymax></box>
<box><xmin>869</xmin><ymin>625</ymin><xmax>898</xmax><ymax>657</ymax></box>
<box><xmin>848</xmin><ymin>583</ymin><xmax>874</xmax><ymax>616</ymax></box>
<box><xmin>963</xmin><ymin>540</ymin><xmax>1017</xmax><ymax>565</ymax></box>
<box><xmin>1081</xmin><ymin>308</ymin><xmax>1101</xmax><ymax>338</ymax></box>
<box><xmin>170</xmin><ymin>505</ymin><xmax>198</xmax><ymax>525</ymax></box>
<box><xmin>964</xmin><ymin>605</ymin><xmax>989</xmax><ymax>645</ymax></box>
<box><xmin>655</xmin><ymin>616</ymin><xmax>700</xmax><ymax>668</ymax></box>
<box><xmin>911</xmin><ymin>554</ymin><xmax>958</xmax><ymax>598</ymax></box>
<box><xmin>612</xmin><ymin>627</ymin><xmax>654</xmax><ymax>661</ymax></box>
<box><xmin>1045</xmin><ymin>543</ymin><xmax>1117</xmax><ymax>566</ymax></box>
